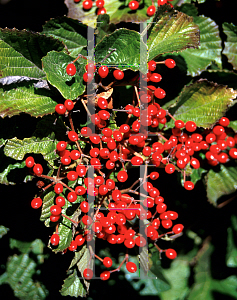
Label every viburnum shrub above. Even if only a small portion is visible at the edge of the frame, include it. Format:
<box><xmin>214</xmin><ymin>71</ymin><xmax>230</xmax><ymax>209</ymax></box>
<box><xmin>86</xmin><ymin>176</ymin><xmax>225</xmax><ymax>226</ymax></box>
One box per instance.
<box><xmin>1</xmin><ymin>0</ymin><xmax>237</xmax><ymax>298</ymax></box>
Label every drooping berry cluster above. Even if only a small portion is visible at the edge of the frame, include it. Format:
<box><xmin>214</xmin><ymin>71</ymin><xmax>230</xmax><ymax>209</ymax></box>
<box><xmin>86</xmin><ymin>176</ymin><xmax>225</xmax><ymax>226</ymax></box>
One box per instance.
<box><xmin>74</xmin><ymin>0</ymin><xmax>107</xmax><ymax>16</ymax></box>
<box><xmin>25</xmin><ymin>54</ymin><xmax>236</xmax><ymax>281</ymax></box>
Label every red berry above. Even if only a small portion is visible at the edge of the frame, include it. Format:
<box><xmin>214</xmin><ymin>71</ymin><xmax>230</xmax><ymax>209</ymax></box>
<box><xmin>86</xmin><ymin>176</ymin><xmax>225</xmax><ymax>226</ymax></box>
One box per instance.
<box><xmin>61</xmin><ymin>155</ymin><xmax>71</xmax><ymax>165</ymax></box>
<box><xmin>165</xmin><ymin>163</ymin><xmax>175</xmax><ymax>174</ymax></box>
<box><xmin>175</xmin><ymin>120</ymin><xmax>185</xmax><ymax>129</ymax></box>
<box><xmin>33</xmin><ymin>164</ymin><xmax>43</xmax><ymax>175</ymax></box>
<box><xmin>54</xmin><ymin>183</ymin><xmax>63</xmax><ymax>194</ymax></box>
<box><xmin>64</xmin><ymin>99</ymin><xmax>74</xmax><ymax>111</ymax></box>
<box><xmin>56</xmin><ymin>196</ymin><xmax>65</xmax><ymax>207</ymax></box>
<box><xmin>219</xmin><ymin>117</ymin><xmax>230</xmax><ymax>127</ymax></box>
<box><xmin>56</xmin><ymin>141</ymin><xmax>67</xmax><ymax>152</ymax></box>
<box><xmin>96</xmin><ymin>0</ymin><xmax>104</xmax><ymax>7</ymax></box>
<box><xmin>128</xmin><ymin>0</ymin><xmax>139</xmax><ymax>10</ymax></box>
<box><xmin>83</xmin><ymin>72</ymin><xmax>93</xmax><ymax>83</ymax></box>
<box><xmin>82</xmin><ymin>0</ymin><xmax>93</xmax><ymax>10</ymax></box>
<box><xmin>213</xmin><ymin>125</ymin><xmax>225</xmax><ymax>136</ymax></box>
<box><xmin>67</xmin><ymin>171</ymin><xmax>78</xmax><ymax>181</ymax></box>
<box><xmin>158</xmin><ymin>0</ymin><xmax>167</xmax><ymax>5</ymax></box>
<box><xmin>103</xmin><ymin>257</ymin><xmax>113</xmax><ymax>268</ymax></box>
<box><xmin>50</xmin><ymin>233</ymin><xmax>60</xmax><ymax>246</ymax></box>
<box><xmin>184</xmin><ymin>181</ymin><xmax>194</xmax><ymax>190</ymax></box>
<box><xmin>124</xmin><ymin>238</ymin><xmax>135</xmax><ymax>248</ymax></box>
<box><xmin>68</xmin><ymin>240</ymin><xmax>78</xmax><ymax>251</ymax></box>
<box><xmin>83</xmin><ymin>268</ymin><xmax>93</xmax><ymax>280</ymax></box>
<box><xmin>113</xmin><ymin>69</ymin><xmax>124</xmax><ymax>80</ymax></box>
<box><xmin>82</xmin><ymin>215</ymin><xmax>93</xmax><ymax>225</ymax></box>
<box><xmin>25</xmin><ymin>156</ymin><xmax>35</xmax><ymax>168</ymax></box>
<box><xmin>70</xmin><ymin>150</ymin><xmax>80</xmax><ymax>160</ymax></box>
<box><xmin>50</xmin><ymin>205</ymin><xmax>62</xmax><ymax>216</ymax></box>
<box><xmin>147</xmin><ymin>5</ymin><xmax>156</xmax><ymax>16</ymax></box>
<box><xmin>165</xmin><ymin>248</ymin><xmax>177</xmax><ymax>259</ymax></box>
<box><xmin>100</xmin><ymin>271</ymin><xmax>110</xmax><ymax>280</ymax></box>
<box><xmin>66</xmin><ymin>63</ymin><xmax>76</xmax><ymax>76</ymax></box>
<box><xmin>31</xmin><ymin>197</ymin><xmax>42</xmax><ymax>209</ymax></box>
<box><xmin>229</xmin><ymin>148</ymin><xmax>237</xmax><ymax>159</ymax></box>
<box><xmin>165</xmin><ymin>59</ymin><xmax>176</xmax><ymax>68</ymax></box>
<box><xmin>148</xmin><ymin>60</ymin><xmax>156</xmax><ymax>71</ymax></box>
<box><xmin>97</xmin><ymin>97</ymin><xmax>108</xmax><ymax>109</ymax></box>
<box><xmin>156</xmin><ymin>203</ymin><xmax>167</xmax><ymax>214</ymax></box>
<box><xmin>185</xmin><ymin>121</ymin><xmax>197</xmax><ymax>132</ymax></box>
<box><xmin>126</xmin><ymin>262</ymin><xmax>137</xmax><ymax>273</ymax></box>
<box><xmin>68</xmin><ymin>131</ymin><xmax>78</xmax><ymax>141</ymax></box>
<box><xmin>172</xmin><ymin>224</ymin><xmax>184</xmax><ymax>234</ymax></box>
<box><xmin>135</xmin><ymin>236</ymin><xmax>147</xmax><ymax>247</ymax></box>
<box><xmin>117</xmin><ymin>170</ymin><xmax>128</xmax><ymax>182</ymax></box>
<box><xmin>98</xmin><ymin>66</ymin><xmax>109</xmax><ymax>78</ymax></box>
<box><xmin>75</xmin><ymin>234</ymin><xmax>85</xmax><ymax>246</ymax></box>
<box><xmin>154</xmin><ymin>88</ymin><xmax>166</xmax><ymax>99</ymax></box>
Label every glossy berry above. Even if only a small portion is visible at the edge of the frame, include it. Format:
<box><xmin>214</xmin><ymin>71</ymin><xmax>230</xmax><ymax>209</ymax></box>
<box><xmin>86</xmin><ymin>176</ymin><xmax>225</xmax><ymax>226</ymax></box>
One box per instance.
<box><xmin>56</xmin><ymin>141</ymin><xmax>67</xmax><ymax>152</ymax></box>
<box><xmin>158</xmin><ymin>0</ymin><xmax>167</xmax><ymax>5</ymax></box>
<box><xmin>50</xmin><ymin>205</ymin><xmax>61</xmax><ymax>216</ymax></box>
<box><xmin>147</xmin><ymin>5</ymin><xmax>156</xmax><ymax>16</ymax></box>
<box><xmin>165</xmin><ymin>163</ymin><xmax>175</xmax><ymax>174</ymax></box>
<box><xmin>68</xmin><ymin>240</ymin><xmax>77</xmax><ymax>251</ymax></box>
<box><xmin>31</xmin><ymin>197</ymin><xmax>42</xmax><ymax>209</ymax></box>
<box><xmin>117</xmin><ymin>170</ymin><xmax>128</xmax><ymax>182</ymax></box>
<box><xmin>96</xmin><ymin>0</ymin><xmax>104</xmax><ymax>7</ymax></box>
<box><xmin>100</xmin><ymin>271</ymin><xmax>110</xmax><ymax>281</ymax></box>
<box><xmin>83</xmin><ymin>72</ymin><xmax>93</xmax><ymax>83</ymax></box>
<box><xmin>165</xmin><ymin>59</ymin><xmax>176</xmax><ymax>68</ymax></box>
<box><xmin>64</xmin><ymin>99</ymin><xmax>74</xmax><ymax>111</ymax></box>
<box><xmin>82</xmin><ymin>0</ymin><xmax>93</xmax><ymax>10</ymax></box>
<box><xmin>66</xmin><ymin>63</ymin><xmax>76</xmax><ymax>76</ymax></box>
<box><xmin>33</xmin><ymin>164</ymin><xmax>43</xmax><ymax>175</ymax></box>
<box><xmin>97</xmin><ymin>97</ymin><xmax>108</xmax><ymax>109</ymax></box>
<box><xmin>219</xmin><ymin>117</ymin><xmax>230</xmax><ymax>127</ymax></box>
<box><xmin>184</xmin><ymin>181</ymin><xmax>194</xmax><ymax>190</ymax></box>
<box><xmin>185</xmin><ymin>121</ymin><xmax>197</xmax><ymax>132</ymax></box>
<box><xmin>113</xmin><ymin>69</ymin><xmax>124</xmax><ymax>80</ymax></box>
<box><xmin>25</xmin><ymin>156</ymin><xmax>35</xmax><ymax>168</ymax></box>
<box><xmin>126</xmin><ymin>262</ymin><xmax>137</xmax><ymax>273</ymax></box>
<box><xmin>83</xmin><ymin>268</ymin><xmax>93</xmax><ymax>280</ymax></box>
<box><xmin>68</xmin><ymin>131</ymin><xmax>78</xmax><ymax>141</ymax></box>
<box><xmin>70</xmin><ymin>150</ymin><xmax>80</xmax><ymax>160</ymax></box>
<box><xmin>98</xmin><ymin>66</ymin><xmax>109</xmax><ymax>78</ymax></box>
<box><xmin>67</xmin><ymin>192</ymin><xmax>77</xmax><ymax>203</ymax></box>
<box><xmin>54</xmin><ymin>183</ymin><xmax>64</xmax><ymax>194</ymax></box>
<box><xmin>103</xmin><ymin>257</ymin><xmax>113</xmax><ymax>268</ymax></box>
<box><xmin>165</xmin><ymin>248</ymin><xmax>177</xmax><ymax>259</ymax></box>
<box><xmin>154</xmin><ymin>88</ymin><xmax>166</xmax><ymax>99</ymax></box>
<box><xmin>50</xmin><ymin>234</ymin><xmax>60</xmax><ymax>246</ymax></box>
<box><xmin>67</xmin><ymin>171</ymin><xmax>78</xmax><ymax>181</ymax></box>
<box><xmin>56</xmin><ymin>196</ymin><xmax>65</xmax><ymax>207</ymax></box>
<box><xmin>75</xmin><ymin>234</ymin><xmax>85</xmax><ymax>246</ymax></box>
<box><xmin>172</xmin><ymin>224</ymin><xmax>184</xmax><ymax>234</ymax></box>
<box><xmin>129</xmin><ymin>0</ymin><xmax>139</xmax><ymax>10</ymax></box>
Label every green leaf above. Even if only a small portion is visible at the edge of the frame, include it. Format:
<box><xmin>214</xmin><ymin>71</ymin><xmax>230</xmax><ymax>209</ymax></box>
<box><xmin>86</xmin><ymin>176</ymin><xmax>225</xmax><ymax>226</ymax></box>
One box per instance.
<box><xmin>42</xmin><ymin>16</ymin><xmax>88</xmax><ymax>58</ymax></box>
<box><xmin>0</xmin><ymin>28</ymin><xmax>64</xmax><ymax>79</ymax></box>
<box><xmin>2</xmin><ymin>253</ymin><xmax>48</xmax><ymax>300</ymax></box>
<box><xmin>226</xmin><ymin>226</ymin><xmax>237</xmax><ymax>268</ymax></box>
<box><xmin>40</xmin><ymin>191</ymin><xmax>55</xmax><ymax>222</ymax></box>
<box><xmin>95</xmin><ymin>14</ymin><xmax>117</xmax><ymax>45</ymax></box>
<box><xmin>60</xmin><ymin>269</ymin><xmax>87</xmax><ymax>298</ymax></box>
<box><xmin>0</xmin><ymin>225</ymin><xmax>9</xmax><ymax>238</ymax></box>
<box><xmin>9</xmin><ymin>238</ymin><xmax>45</xmax><ymax>255</ymax></box>
<box><xmin>147</xmin><ymin>6</ymin><xmax>200</xmax><ymax>61</ymax></box>
<box><xmin>0</xmin><ymin>84</ymin><xmax>56</xmax><ymax>118</ymax></box>
<box><xmin>188</xmin><ymin>242</ymin><xmax>237</xmax><ymax>300</ymax></box>
<box><xmin>42</xmin><ymin>51</ymin><xmax>86</xmax><ymax>99</ymax></box>
<box><xmin>4</xmin><ymin>136</ymin><xmax>57</xmax><ymax>161</ymax></box>
<box><xmin>166</xmin><ymin>79</ymin><xmax>237</xmax><ymax>129</ymax></box>
<box><xmin>181</xmin><ymin>0</ymin><xmax>207</xmax><ymax>4</ymax></box>
<box><xmin>160</xmin><ymin>256</ymin><xmax>190</xmax><ymax>300</ymax></box>
<box><xmin>95</xmin><ymin>29</ymin><xmax>146</xmax><ymax>71</ymax></box>
<box><xmin>223</xmin><ymin>23</ymin><xmax>237</xmax><ymax>70</ymax></box>
<box><xmin>190</xmin><ymin>167</ymin><xmax>207</xmax><ymax>185</ymax></box>
<box><xmin>0</xmin><ymin>161</ymin><xmax>26</xmax><ymax>185</ymax></box>
<box><xmin>205</xmin><ymin>164</ymin><xmax>237</xmax><ymax>206</ymax></box>
<box><xmin>171</xmin><ymin>16</ymin><xmax>222</xmax><ymax>76</ymax></box>
<box><xmin>178</xmin><ymin>3</ymin><xmax>198</xmax><ymax>17</ymax></box>
<box><xmin>229</xmin><ymin>120</ymin><xmax>237</xmax><ymax>132</ymax></box>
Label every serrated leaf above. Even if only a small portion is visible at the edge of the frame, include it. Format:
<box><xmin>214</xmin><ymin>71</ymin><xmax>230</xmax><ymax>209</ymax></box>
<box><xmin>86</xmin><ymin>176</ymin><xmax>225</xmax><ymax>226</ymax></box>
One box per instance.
<box><xmin>4</xmin><ymin>136</ymin><xmax>57</xmax><ymax>160</ymax></box>
<box><xmin>166</xmin><ymin>79</ymin><xmax>237</xmax><ymax>129</ymax></box>
<box><xmin>147</xmin><ymin>6</ymin><xmax>200</xmax><ymax>60</ymax></box>
<box><xmin>160</xmin><ymin>256</ymin><xmax>190</xmax><ymax>300</ymax></box>
<box><xmin>9</xmin><ymin>238</ymin><xmax>44</xmax><ymax>255</ymax></box>
<box><xmin>205</xmin><ymin>164</ymin><xmax>237</xmax><ymax>206</ymax></box>
<box><xmin>171</xmin><ymin>16</ymin><xmax>222</xmax><ymax>76</ymax></box>
<box><xmin>60</xmin><ymin>269</ymin><xmax>87</xmax><ymax>298</ymax></box>
<box><xmin>0</xmin><ymin>225</ymin><xmax>9</xmax><ymax>238</ymax></box>
<box><xmin>42</xmin><ymin>51</ymin><xmax>86</xmax><ymax>99</ymax></box>
<box><xmin>42</xmin><ymin>16</ymin><xmax>87</xmax><ymax>58</ymax></box>
<box><xmin>0</xmin><ymin>84</ymin><xmax>56</xmax><ymax>118</ymax></box>
<box><xmin>188</xmin><ymin>242</ymin><xmax>237</xmax><ymax>300</ymax></box>
<box><xmin>3</xmin><ymin>253</ymin><xmax>48</xmax><ymax>300</ymax></box>
<box><xmin>0</xmin><ymin>161</ymin><xmax>26</xmax><ymax>185</ymax></box>
<box><xmin>65</xmin><ymin>0</ymin><xmax>158</xmax><ymax>28</ymax></box>
<box><xmin>40</xmin><ymin>191</ymin><xmax>55</xmax><ymax>222</ymax></box>
<box><xmin>223</xmin><ymin>23</ymin><xmax>237</xmax><ymax>70</ymax></box>
<box><xmin>95</xmin><ymin>28</ymin><xmax>146</xmax><ymax>71</ymax></box>
<box><xmin>95</xmin><ymin>14</ymin><xmax>117</xmax><ymax>45</ymax></box>
<box><xmin>0</xmin><ymin>28</ymin><xmax>64</xmax><ymax>79</ymax></box>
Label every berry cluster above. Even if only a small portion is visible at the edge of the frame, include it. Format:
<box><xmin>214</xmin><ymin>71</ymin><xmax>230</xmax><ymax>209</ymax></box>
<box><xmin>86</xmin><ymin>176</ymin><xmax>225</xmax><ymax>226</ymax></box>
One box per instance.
<box><xmin>25</xmin><ymin>53</ymin><xmax>236</xmax><ymax>282</ymax></box>
<box><xmin>74</xmin><ymin>0</ymin><xmax>175</xmax><ymax>18</ymax></box>
<box><xmin>74</xmin><ymin>0</ymin><xmax>107</xmax><ymax>16</ymax></box>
